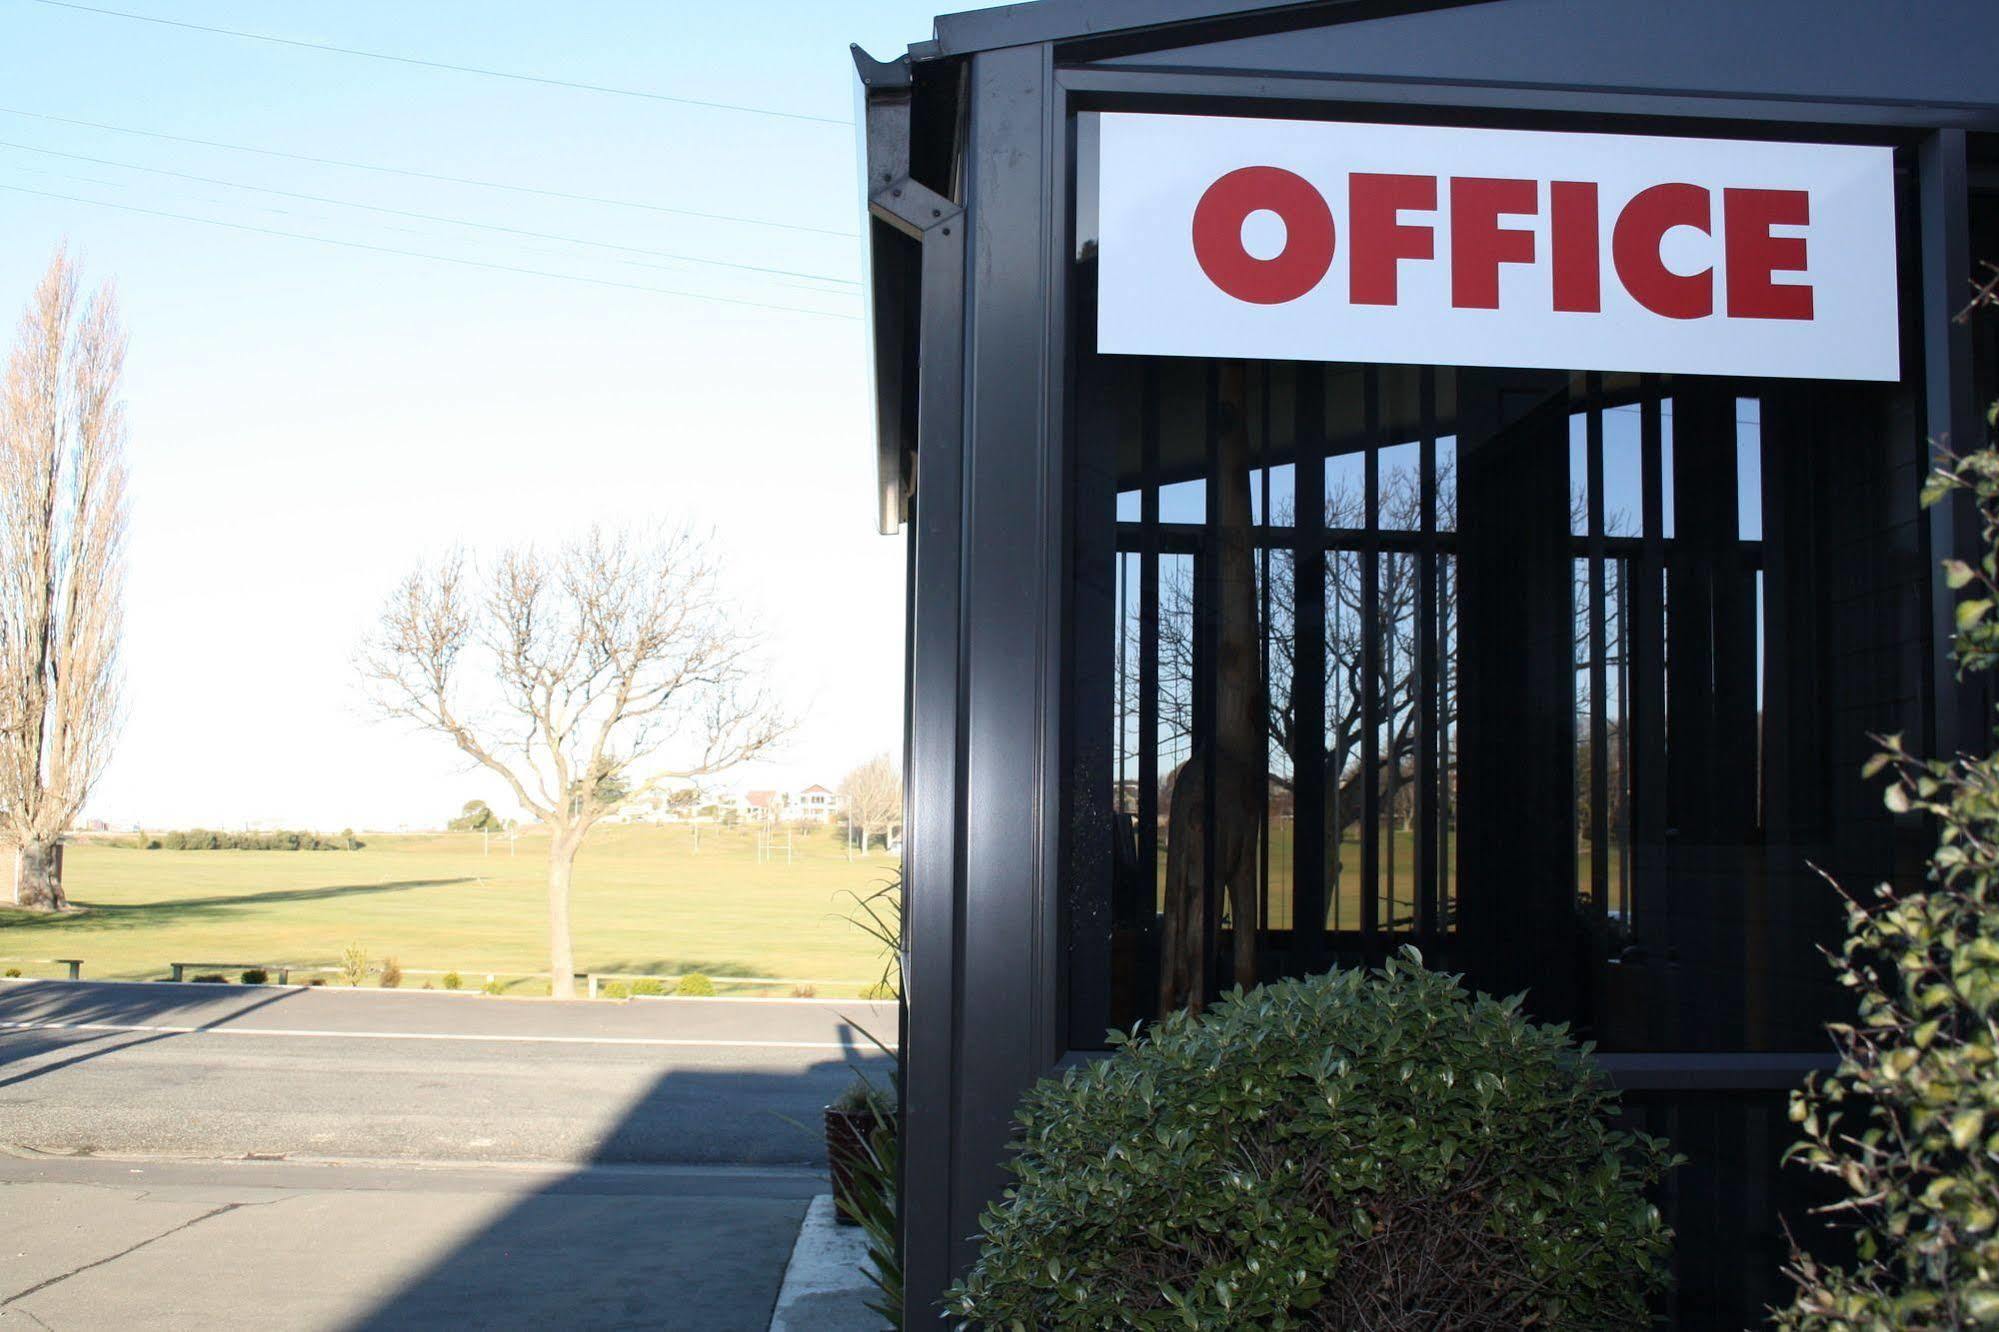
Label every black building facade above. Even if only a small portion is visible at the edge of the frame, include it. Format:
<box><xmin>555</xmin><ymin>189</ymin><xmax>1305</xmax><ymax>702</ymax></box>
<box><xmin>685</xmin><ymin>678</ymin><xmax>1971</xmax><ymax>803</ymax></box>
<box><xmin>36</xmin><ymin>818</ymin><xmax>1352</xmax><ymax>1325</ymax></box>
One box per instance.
<box><xmin>855</xmin><ymin>3</ymin><xmax>1999</xmax><ymax>1325</ymax></box>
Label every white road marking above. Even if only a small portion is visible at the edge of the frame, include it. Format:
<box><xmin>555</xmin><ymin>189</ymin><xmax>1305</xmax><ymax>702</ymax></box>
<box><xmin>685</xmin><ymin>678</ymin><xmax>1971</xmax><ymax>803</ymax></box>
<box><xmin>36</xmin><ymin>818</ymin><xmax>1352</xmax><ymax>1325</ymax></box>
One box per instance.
<box><xmin>0</xmin><ymin>1019</ymin><xmax>895</xmax><ymax>1053</ymax></box>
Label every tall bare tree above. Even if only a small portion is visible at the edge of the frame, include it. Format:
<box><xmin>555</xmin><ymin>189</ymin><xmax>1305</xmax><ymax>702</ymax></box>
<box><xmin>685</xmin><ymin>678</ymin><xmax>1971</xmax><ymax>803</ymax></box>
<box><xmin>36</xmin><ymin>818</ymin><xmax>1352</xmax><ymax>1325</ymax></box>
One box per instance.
<box><xmin>837</xmin><ymin>753</ymin><xmax>902</xmax><ymax>855</ymax></box>
<box><xmin>0</xmin><ymin>249</ymin><xmax>129</xmax><ymax>911</ymax></box>
<box><xmin>362</xmin><ymin>527</ymin><xmax>786</xmax><ymax>998</ymax></box>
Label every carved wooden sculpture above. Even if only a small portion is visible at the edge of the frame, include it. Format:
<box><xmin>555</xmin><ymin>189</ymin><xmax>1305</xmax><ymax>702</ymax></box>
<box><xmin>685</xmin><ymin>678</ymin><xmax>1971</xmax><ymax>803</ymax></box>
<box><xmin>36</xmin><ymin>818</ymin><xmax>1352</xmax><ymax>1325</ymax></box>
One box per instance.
<box><xmin>1159</xmin><ymin>363</ymin><xmax>1264</xmax><ymax>1015</ymax></box>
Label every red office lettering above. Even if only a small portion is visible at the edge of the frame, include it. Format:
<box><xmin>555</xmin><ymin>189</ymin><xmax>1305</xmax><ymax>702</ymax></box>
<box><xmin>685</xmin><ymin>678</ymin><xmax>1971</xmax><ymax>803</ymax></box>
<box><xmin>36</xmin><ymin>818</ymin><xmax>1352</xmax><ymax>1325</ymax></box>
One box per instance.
<box><xmin>1612</xmin><ymin>183</ymin><xmax>1714</xmax><ymax>320</ymax></box>
<box><xmin>1350</xmin><ymin>173</ymin><xmax>1437</xmax><ymax>306</ymax></box>
<box><xmin>1190</xmin><ymin>166</ymin><xmax>1336</xmax><ymax>305</ymax></box>
<box><xmin>1550</xmin><ymin>180</ymin><xmax>1601</xmax><ymax>313</ymax></box>
<box><xmin>1450</xmin><ymin>177</ymin><xmax>1538</xmax><ymax>309</ymax></box>
<box><xmin>1724</xmin><ymin>187</ymin><xmax>1813</xmax><ymax>320</ymax></box>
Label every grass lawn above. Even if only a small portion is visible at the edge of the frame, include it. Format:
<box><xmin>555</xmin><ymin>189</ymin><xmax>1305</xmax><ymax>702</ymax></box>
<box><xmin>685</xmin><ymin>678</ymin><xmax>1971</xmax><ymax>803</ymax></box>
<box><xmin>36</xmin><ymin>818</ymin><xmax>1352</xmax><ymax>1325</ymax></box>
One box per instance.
<box><xmin>0</xmin><ymin>824</ymin><xmax>900</xmax><ymax>995</ymax></box>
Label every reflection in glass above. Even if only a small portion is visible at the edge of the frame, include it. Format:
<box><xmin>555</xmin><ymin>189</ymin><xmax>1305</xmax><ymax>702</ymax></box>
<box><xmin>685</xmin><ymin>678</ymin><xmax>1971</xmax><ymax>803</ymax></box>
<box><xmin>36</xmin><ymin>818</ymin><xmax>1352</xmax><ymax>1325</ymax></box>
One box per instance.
<box><xmin>1160</xmin><ymin>478</ymin><xmax>1205</xmax><ymax>525</ymax></box>
<box><xmin>1737</xmin><ymin>398</ymin><xmax>1763</xmax><ymax>541</ymax></box>
<box><xmin>1604</xmin><ymin>405</ymin><xmax>1643</xmax><ymax>537</ymax></box>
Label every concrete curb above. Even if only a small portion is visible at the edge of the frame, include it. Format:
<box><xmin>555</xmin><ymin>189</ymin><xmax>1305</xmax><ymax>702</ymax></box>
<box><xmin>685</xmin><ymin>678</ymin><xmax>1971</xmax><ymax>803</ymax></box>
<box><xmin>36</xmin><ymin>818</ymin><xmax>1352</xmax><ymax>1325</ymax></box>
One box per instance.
<box><xmin>769</xmin><ymin>1194</ymin><xmax>882</xmax><ymax>1331</ymax></box>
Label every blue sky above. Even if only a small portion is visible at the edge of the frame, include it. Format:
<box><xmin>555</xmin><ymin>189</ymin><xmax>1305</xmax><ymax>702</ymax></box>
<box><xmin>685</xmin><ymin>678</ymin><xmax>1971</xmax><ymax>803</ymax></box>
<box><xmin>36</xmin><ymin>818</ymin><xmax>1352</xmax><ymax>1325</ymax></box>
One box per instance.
<box><xmin>0</xmin><ymin>0</ymin><xmax>978</xmax><ymax>828</ymax></box>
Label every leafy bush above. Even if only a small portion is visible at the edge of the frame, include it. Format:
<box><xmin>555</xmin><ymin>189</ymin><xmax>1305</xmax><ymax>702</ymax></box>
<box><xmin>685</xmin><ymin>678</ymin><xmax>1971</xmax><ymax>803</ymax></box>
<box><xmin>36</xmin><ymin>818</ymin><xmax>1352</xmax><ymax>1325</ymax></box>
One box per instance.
<box><xmin>1777</xmin><ymin>443</ymin><xmax>1999</xmax><ymax>1328</ymax></box>
<box><xmin>240</xmin><ymin>968</ymin><xmax>268</xmax><ymax>985</ymax></box>
<box><xmin>190</xmin><ymin>973</ymin><xmax>227</xmax><ymax>984</ymax></box>
<box><xmin>602</xmin><ymin>981</ymin><xmax>631</xmax><ymax>999</ymax></box>
<box><xmin>2</xmin><ymin>969</ymin><xmax>19</xmax><ymax>979</ymax></box>
<box><xmin>481</xmin><ymin>979</ymin><xmax>505</xmax><ymax>996</ymax></box>
<box><xmin>673</xmin><ymin>973</ymin><xmax>715</xmax><ymax>997</ymax></box>
<box><xmin>948</xmin><ymin>952</ymin><xmax>1677</xmax><ymax>1330</ymax></box>
<box><xmin>442</xmin><ymin>971</ymin><xmax>462</xmax><ymax>991</ymax></box>
<box><xmin>378</xmin><ymin>957</ymin><xmax>403</xmax><ymax>989</ymax></box>
<box><xmin>340</xmin><ymin>944</ymin><xmax>368</xmax><ymax>987</ymax></box>
<box><xmin>629</xmin><ymin>978</ymin><xmax>666</xmax><ymax>997</ymax></box>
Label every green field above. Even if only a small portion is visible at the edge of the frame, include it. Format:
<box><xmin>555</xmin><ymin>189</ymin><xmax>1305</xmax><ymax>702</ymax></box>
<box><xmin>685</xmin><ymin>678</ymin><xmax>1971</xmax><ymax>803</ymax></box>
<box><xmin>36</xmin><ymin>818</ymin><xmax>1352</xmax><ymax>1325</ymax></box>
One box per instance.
<box><xmin>0</xmin><ymin>824</ymin><xmax>900</xmax><ymax>995</ymax></box>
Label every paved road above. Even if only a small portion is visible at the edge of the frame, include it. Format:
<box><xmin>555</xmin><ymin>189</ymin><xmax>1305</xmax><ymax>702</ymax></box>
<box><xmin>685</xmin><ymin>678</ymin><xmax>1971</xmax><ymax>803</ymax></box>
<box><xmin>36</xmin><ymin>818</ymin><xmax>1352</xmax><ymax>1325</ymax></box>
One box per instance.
<box><xmin>0</xmin><ymin>980</ymin><xmax>896</xmax><ymax>1166</ymax></box>
<box><xmin>0</xmin><ymin>1154</ymin><xmax>824</xmax><ymax>1331</ymax></box>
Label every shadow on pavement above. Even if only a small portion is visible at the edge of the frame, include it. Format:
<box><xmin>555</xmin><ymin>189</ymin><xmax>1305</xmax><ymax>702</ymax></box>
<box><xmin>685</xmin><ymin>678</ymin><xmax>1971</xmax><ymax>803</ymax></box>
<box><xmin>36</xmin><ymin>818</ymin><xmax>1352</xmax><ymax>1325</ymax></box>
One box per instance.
<box><xmin>0</xmin><ymin>981</ymin><xmax>307</xmax><ymax>1089</ymax></box>
<box><xmin>342</xmin><ymin>1055</ymin><xmax>890</xmax><ymax>1332</ymax></box>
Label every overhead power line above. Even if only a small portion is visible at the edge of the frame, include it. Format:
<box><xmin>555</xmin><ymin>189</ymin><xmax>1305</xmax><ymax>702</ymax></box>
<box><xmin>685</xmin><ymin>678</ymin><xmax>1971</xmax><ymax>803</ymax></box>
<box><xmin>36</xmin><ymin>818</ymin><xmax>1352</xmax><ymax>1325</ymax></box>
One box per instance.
<box><xmin>0</xmin><ymin>182</ymin><xmax>860</xmax><ymax>320</ymax></box>
<box><xmin>0</xmin><ymin>108</ymin><xmax>856</xmax><ymax>239</ymax></box>
<box><xmin>0</xmin><ymin>140</ymin><xmax>858</xmax><ymax>287</ymax></box>
<box><xmin>27</xmin><ymin>0</ymin><xmax>851</xmax><ymax>126</ymax></box>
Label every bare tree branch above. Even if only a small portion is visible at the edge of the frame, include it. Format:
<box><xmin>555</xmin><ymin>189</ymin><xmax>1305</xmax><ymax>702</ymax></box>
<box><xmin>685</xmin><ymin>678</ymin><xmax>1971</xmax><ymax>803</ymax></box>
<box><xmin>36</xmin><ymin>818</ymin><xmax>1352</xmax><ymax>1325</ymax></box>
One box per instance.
<box><xmin>359</xmin><ymin>525</ymin><xmax>791</xmax><ymax>997</ymax></box>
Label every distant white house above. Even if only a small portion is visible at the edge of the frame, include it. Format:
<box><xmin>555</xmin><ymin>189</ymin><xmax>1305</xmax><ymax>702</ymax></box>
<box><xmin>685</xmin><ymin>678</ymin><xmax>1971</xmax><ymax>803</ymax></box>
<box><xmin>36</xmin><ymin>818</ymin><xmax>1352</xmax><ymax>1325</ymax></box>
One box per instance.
<box><xmin>794</xmin><ymin>784</ymin><xmax>836</xmax><ymax>822</ymax></box>
<box><xmin>604</xmin><ymin>783</ymin><xmax>835</xmax><ymax>826</ymax></box>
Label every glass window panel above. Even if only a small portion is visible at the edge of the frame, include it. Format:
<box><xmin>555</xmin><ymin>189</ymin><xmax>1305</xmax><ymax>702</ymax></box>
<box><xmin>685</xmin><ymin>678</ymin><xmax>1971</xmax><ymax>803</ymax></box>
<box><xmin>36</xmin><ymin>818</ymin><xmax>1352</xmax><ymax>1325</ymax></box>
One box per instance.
<box><xmin>1326</xmin><ymin>448</ymin><xmax>1366</xmax><ymax>530</ymax></box>
<box><xmin>1379</xmin><ymin>441</ymin><xmax>1420</xmax><ymax>531</ymax></box>
<box><xmin>1607</xmin><ymin>557</ymin><xmax>1632</xmax><ymax>924</ymax></box>
<box><xmin>1379</xmin><ymin>551</ymin><xmax>1418</xmax><ymax>930</ymax></box>
<box><xmin>1253</xmin><ymin>462</ymin><xmax>1296</xmax><ymax>527</ymax></box>
<box><xmin>1437</xmin><ymin>552</ymin><xmax>1458</xmax><ymax>930</ymax></box>
<box><xmin>1660</xmin><ymin>400</ymin><xmax>1677</xmax><ymax>540</ymax></box>
<box><xmin>1113</xmin><ymin>552</ymin><xmax>1138</xmax><ymax>815</ymax></box>
<box><xmin>1116</xmin><ymin>488</ymin><xmax>1141</xmax><ymax>523</ymax></box>
<box><xmin>1157</xmin><ymin>553</ymin><xmax>1196</xmax><ymax>912</ymax></box>
<box><xmin>1604</xmin><ymin>405</ymin><xmax>1643</xmax><ymax>537</ymax></box>
<box><xmin>1737</xmin><ymin>397</ymin><xmax>1764</xmax><ymax>541</ymax></box>
<box><xmin>1159</xmin><ymin>477</ymin><xmax>1205</xmax><ymax>525</ymax></box>
<box><xmin>1569</xmin><ymin>413</ymin><xmax>1590</xmax><ymax>537</ymax></box>
<box><xmin>1434</xmin><ymin>435</ymin><xmax>1458</xmax><ymax>533</ymax></box>
<box><xmin>1327</xmin><ymin>549</ymin><xmax>1364</xmax><ymax>933</ymax></box>
<box><xmin>1257</xmin><ymin>551</ymin><xmax>1292</xmax><ymax>933</ymax></box>
<box><xmin>1574</xmin><ymin>556</ymin><xmax>1593</xmax><ymax>907</ymax></box>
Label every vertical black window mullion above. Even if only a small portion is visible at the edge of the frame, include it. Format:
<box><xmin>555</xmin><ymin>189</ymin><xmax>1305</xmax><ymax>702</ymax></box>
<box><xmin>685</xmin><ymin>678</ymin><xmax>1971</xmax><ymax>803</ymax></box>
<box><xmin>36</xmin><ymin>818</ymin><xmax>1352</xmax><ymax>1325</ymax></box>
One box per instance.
<box><xmin>1360</xmin><ymin>368</ymin><xmax>1382</xmax><ymax>945</ymax></box>
<box><xmin>1258</xmin><ymin>369</ymin><xmax>1273</xmax><ymax>935</ymax></box>
<box><xmin>1199</xmin><ymin>365</ymin><xmax>1221</xmax><ymax>1001</ymax></box>
<box><xmin>1587</xmin><ymin>374</ymin><xmax>1610</xmax><ymax>920</ymax></box>
<box><xmin>1633</xmin><ymin>378</ymin><xmax>1668</xmax><ymax>941</ymax></box>
<box><xmin>1615</xmin><ymin>554</ymin><xmax>1633</xmax><ymax>915</ymax></box>
<box><xmin>1415</xmin><ymin>367</ymin><xmax>1439</xmax><ymax>939</ymax></box>
<box><xmin>1293</xmin><ymin>365</ymin><xmax>1328</xmax><ymax>974</ymax></box>
<box><xmin>1137</xmin><ymin>363</ymin><xmax>1161</xmax><ymax>981</ymax></box>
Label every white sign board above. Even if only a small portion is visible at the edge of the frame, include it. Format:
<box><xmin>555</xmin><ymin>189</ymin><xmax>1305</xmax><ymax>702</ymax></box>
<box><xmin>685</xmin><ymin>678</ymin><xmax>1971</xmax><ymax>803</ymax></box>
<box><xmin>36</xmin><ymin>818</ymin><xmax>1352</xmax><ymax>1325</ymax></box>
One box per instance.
<box><xmin>1096</xmin><ymin>113</ymin><xmax>1900</xmax><ymax>381</ymax></box>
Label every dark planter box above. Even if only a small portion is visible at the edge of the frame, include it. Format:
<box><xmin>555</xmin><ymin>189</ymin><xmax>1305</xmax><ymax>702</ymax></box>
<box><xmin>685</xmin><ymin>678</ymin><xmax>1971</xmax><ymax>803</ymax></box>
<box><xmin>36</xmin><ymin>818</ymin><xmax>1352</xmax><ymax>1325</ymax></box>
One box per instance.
<box><xmin>825</xmin><ymin>1105</ymin><xmax>877</xmax><ymax>1226</ymax></box>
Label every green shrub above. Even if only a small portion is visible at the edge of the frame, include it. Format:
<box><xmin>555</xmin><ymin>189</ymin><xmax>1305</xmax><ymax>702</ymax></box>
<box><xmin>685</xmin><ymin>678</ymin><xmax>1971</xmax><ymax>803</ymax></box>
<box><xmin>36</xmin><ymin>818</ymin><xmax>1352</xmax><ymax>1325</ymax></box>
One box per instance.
<box><xmin>190</xmin><ymin>973</ymin><xmax>227</xmax><ymax>984</ymax></box>
<box><xmin>673</xmin><ymin>973</ymin><xmax>715</xmax><ymax>997</ymax></box>
<box><xmin>602</xmin><ymin>981</ymin><xmax>632</xmax><ymax>999</ymax></box>
<box><xmin>139</xmin><ymin>828</ymin><xmax>362</xmax><ymax>851</ymax></box>
<box><xmin>481</xmin><ymin>979</ymin><xmax>505</xmax><ymax>996</ymax></box>
<box><xmin>629</xmin><ymin>978</ymin><xmax>666</xmax><ymax>997</ymax></box>
<box><xmin>948</xmin><ymin>951</ymin><xmax>1677</xmax><ymax>1330</ymax></box>
<box><xmin>339</xmin><ymin>944</ymin><xmax>368</xmax><ymax>987</ymax></box>
<box><xmin>240</xmin><ymin>969</ymin><xmax>268</xmax><ymax>985</ymax></box>
<box><xmin>1777</xmin><ymin>443</ymin><xmax>1999</xmax><ymax>1328</ymax></box>
<box><xmin>2</xmin><ymin>969</ymin><xmax>19</xmax><ymax>979</ymax></box>
<box><xmin>378</xmin><ymin>957</ymin><xmax>402</xmax><ymax>989</ymax></box>
<box><xmin>441</xmin><ymin>971</ymin><xmax>462</xmax><ymax>991</ymax></box>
